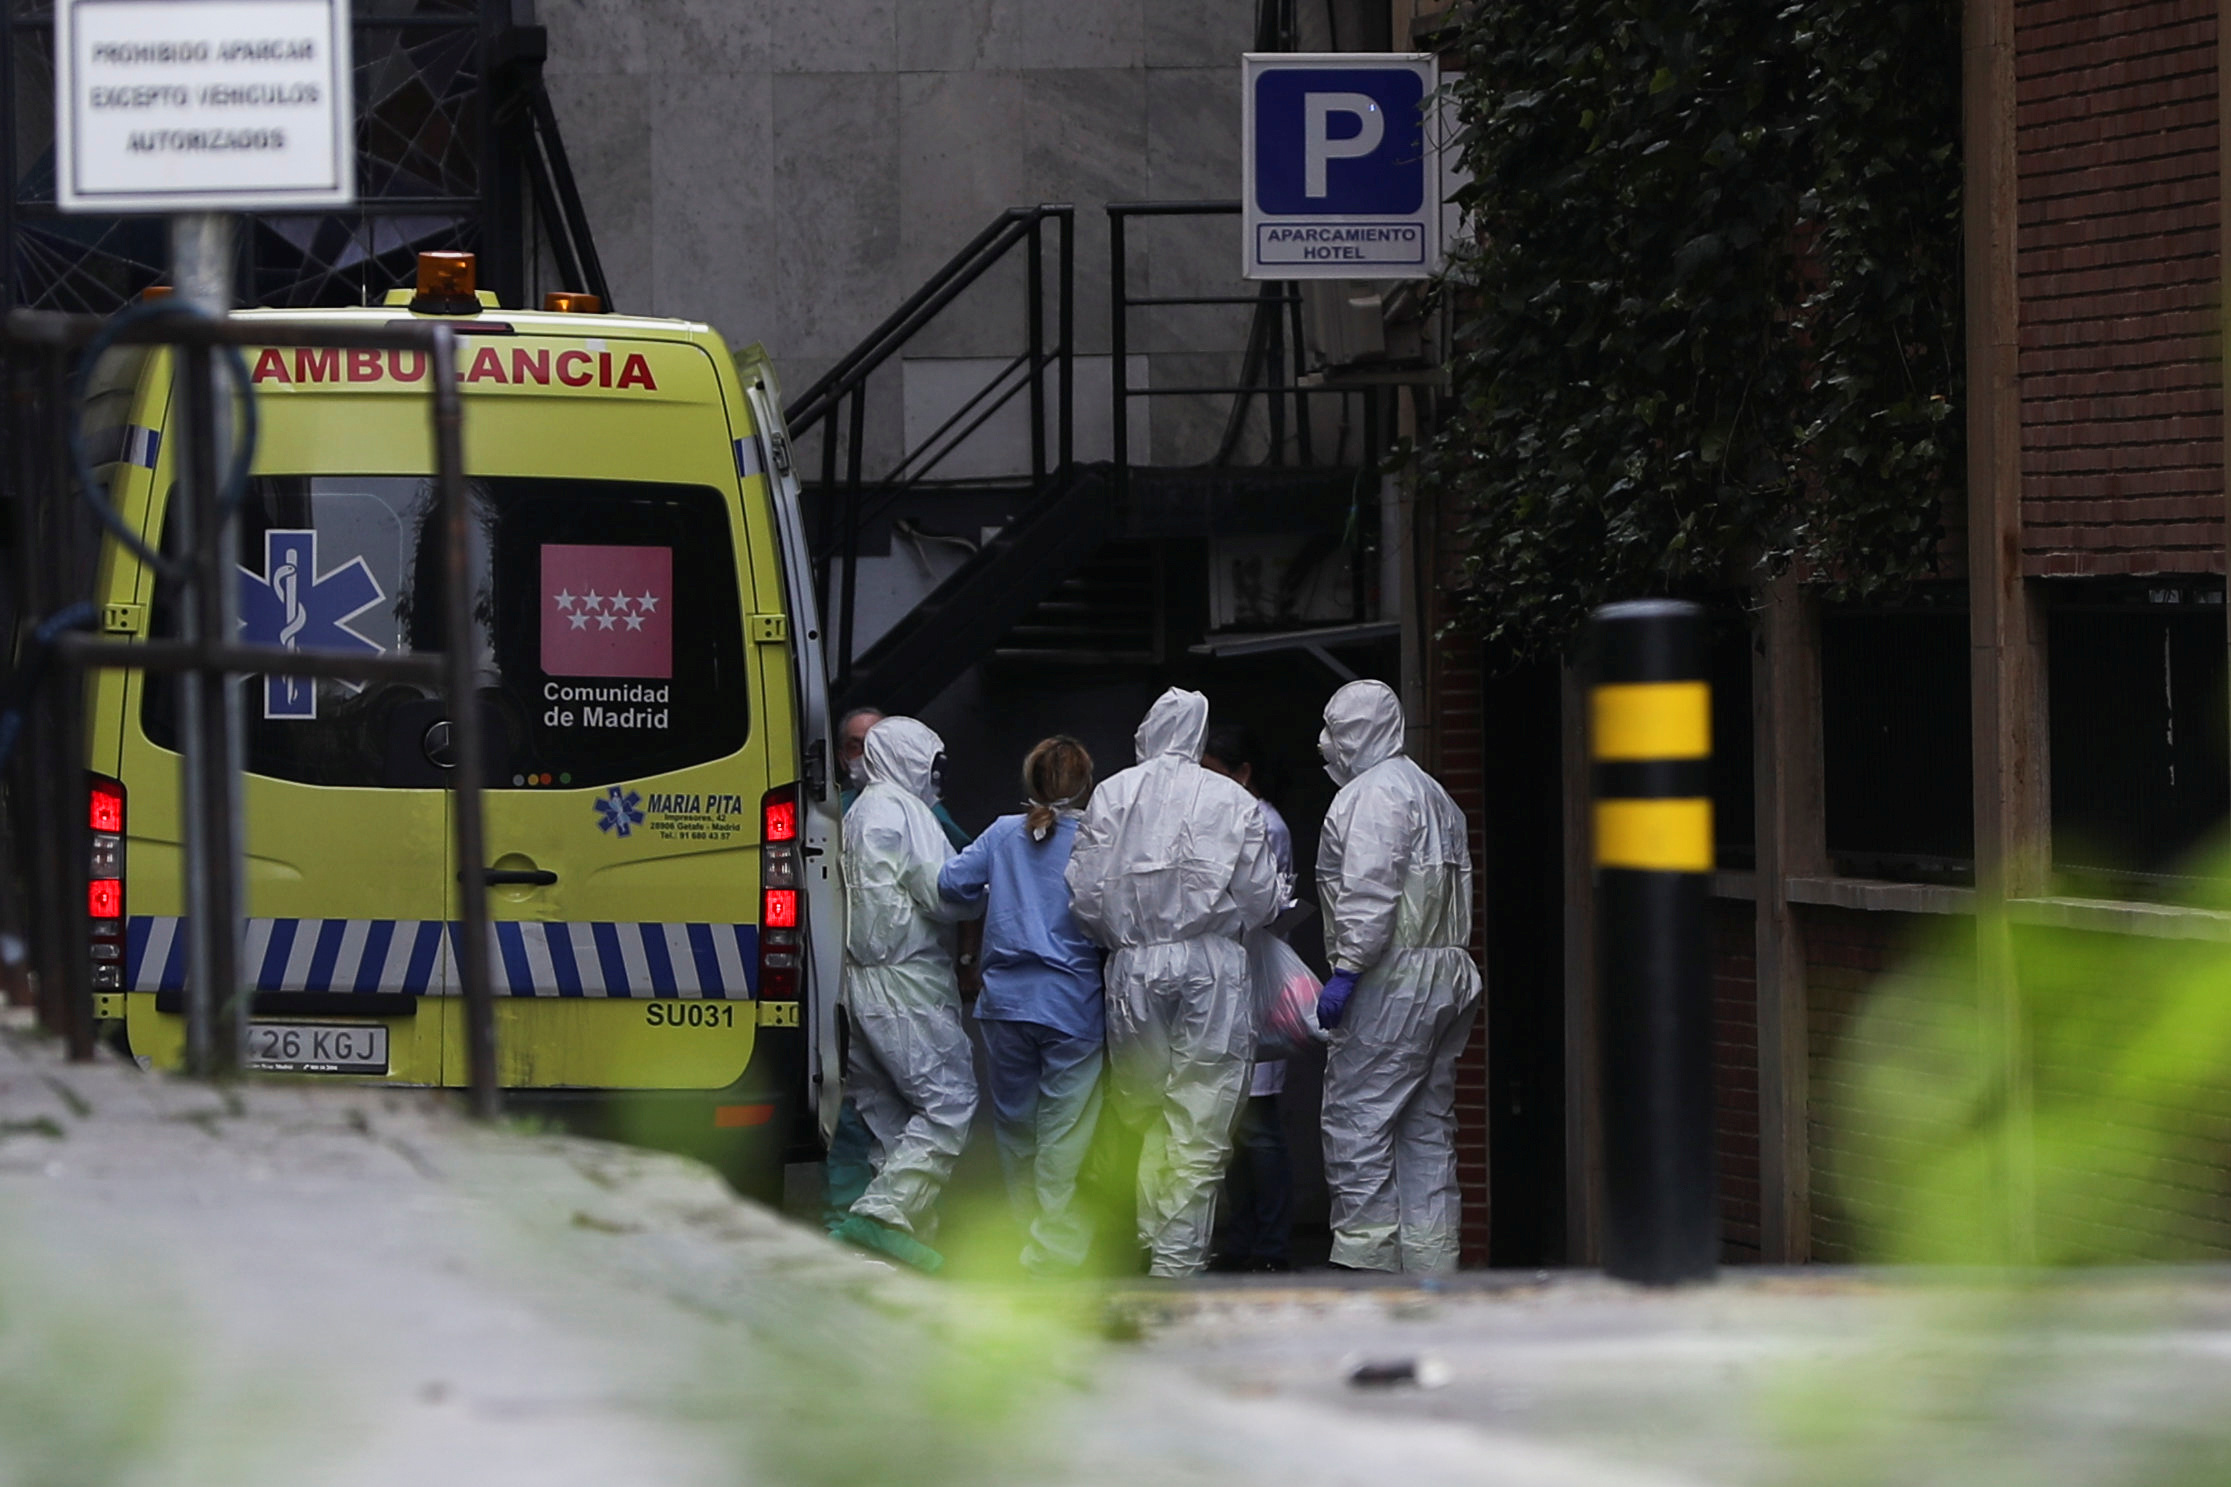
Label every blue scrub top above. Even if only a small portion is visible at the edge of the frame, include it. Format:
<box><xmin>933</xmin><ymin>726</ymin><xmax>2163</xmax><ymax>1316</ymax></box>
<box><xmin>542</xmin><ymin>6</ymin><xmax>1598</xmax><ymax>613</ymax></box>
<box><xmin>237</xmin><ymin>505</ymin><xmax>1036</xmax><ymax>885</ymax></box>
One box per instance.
<box><xmin>937</xmin><ymin>814</ymin><xmax>1105</xmax><ymax>1041</ymax></box>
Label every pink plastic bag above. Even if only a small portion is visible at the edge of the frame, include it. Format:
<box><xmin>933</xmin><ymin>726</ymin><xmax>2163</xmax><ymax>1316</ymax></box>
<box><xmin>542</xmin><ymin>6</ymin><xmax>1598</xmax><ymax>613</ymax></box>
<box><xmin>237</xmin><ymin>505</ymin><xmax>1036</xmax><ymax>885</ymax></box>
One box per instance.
<box><xmin>1247</xmin><ymin>926</ymin><xmax>1326</xmax><ymax>1060</ymax></box>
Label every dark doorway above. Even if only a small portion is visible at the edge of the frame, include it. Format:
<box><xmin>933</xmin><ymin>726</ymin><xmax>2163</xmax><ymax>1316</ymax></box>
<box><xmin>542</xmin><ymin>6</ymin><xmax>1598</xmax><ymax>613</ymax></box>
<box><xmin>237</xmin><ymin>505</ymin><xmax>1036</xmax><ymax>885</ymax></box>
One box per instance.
<box><xmin>1481</xmin><ymin>653</ymin><xmax>1567</xmax><ymax>1265</ymax></box>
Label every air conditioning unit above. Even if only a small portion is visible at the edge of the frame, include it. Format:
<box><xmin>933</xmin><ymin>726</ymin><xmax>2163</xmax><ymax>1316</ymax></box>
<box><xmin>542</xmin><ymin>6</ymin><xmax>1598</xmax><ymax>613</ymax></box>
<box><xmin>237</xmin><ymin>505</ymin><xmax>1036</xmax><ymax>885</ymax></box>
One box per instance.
<box><xmin>1299</xmin><ymin>280</ymin><xmax>1435</xmax><ymax>377</ymax></box>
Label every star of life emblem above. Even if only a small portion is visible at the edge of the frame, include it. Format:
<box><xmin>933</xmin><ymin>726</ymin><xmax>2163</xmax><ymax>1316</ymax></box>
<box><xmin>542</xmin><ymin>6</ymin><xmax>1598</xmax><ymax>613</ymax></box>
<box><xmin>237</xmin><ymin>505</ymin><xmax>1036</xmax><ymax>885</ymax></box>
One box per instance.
<box><xmin>595</xmin><ymin>786</ymin><xmax>645</xmax><ymax>837</ymax></box>
<box><xmin>236</xmin><ymin>529</ymin><xmax>385</xmax><ymax>720</ymax></box>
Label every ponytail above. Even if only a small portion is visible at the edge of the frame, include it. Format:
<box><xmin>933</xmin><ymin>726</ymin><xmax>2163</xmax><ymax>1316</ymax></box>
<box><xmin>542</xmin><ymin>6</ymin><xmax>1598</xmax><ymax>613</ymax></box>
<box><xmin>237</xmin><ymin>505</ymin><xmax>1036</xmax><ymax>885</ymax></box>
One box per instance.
<box><xmin>1021</xmin><ymin>735</ymin><xmax>1095</xmax><ymax>844</ymax></box>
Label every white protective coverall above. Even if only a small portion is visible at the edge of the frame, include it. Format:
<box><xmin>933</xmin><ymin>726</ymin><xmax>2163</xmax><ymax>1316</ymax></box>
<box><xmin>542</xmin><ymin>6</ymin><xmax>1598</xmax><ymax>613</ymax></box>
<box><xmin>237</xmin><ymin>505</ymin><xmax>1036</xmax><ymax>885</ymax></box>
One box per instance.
<box><xmin>1066</xmin><ymin>688</ymin><xmax>1283</xmax><ymax>1276</ymax></box>
<box><xmin>842</xmin><ymin>717</ymin><xmax>981</xmax><ymax>1237</ymax></box>
<box><xmin>1316</xmin><ymin>679</ymin><xmax>1484</xmax><ymax>1273</ymax></box>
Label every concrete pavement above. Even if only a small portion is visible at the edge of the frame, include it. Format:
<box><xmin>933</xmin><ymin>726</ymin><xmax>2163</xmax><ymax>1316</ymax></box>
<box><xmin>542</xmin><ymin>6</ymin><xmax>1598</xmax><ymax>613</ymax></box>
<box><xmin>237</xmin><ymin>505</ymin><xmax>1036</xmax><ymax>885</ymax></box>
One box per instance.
<box><xmin>0</xmin><ymin>1013</ymin><xmax>1673</xmax><ymax>1487</ymax></box>
<box><xmin>6</xmin><ymin>1011</ymin><xmax>2228</xmax><ymax>1487</ymax></box>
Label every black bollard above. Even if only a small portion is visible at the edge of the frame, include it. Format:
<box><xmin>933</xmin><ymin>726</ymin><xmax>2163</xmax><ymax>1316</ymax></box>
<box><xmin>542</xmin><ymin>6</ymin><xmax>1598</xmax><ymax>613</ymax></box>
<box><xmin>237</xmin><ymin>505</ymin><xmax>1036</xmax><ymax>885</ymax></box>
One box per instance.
<box><xmin>1591</xmin><ymin>600</ymin><xmax>1717</xmax><ymax>1285</ymax></box>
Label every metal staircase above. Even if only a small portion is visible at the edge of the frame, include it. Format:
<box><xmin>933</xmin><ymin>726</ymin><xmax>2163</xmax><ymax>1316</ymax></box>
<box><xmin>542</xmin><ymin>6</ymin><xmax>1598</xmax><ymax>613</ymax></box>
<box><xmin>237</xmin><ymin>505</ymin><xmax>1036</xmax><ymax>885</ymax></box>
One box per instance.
<box><xmin>838</xmin><ymin>464</ymin><xmax>1112</xmax><ymax>716</ymax></box>
<box><xmin>782</xmin><ymin>205</ymin><xmax>1079</xmax><ymax>714</ymax></box>
<box><xmin>785</xmin><ymin>200</ymin><xmax>1385</xmax><ymax>717</ymax></box>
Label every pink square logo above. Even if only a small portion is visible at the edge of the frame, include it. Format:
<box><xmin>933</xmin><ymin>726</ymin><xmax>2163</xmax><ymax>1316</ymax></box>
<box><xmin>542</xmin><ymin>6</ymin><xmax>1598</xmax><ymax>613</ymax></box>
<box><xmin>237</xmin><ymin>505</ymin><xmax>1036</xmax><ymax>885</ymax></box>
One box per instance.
<box><xmin>540</xmin><ymin>545</ymin><xmax>673</xmax><ymax>678</ymax></box>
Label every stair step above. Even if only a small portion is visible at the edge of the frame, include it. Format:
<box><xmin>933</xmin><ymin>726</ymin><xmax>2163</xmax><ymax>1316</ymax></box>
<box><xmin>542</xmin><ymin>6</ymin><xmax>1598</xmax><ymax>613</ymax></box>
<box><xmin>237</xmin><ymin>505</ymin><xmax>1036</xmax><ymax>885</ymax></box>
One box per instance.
<box><xmin>990</xmin><ymin>647</ymin><xmax>1160</xmax><ymax>666</ymax></box>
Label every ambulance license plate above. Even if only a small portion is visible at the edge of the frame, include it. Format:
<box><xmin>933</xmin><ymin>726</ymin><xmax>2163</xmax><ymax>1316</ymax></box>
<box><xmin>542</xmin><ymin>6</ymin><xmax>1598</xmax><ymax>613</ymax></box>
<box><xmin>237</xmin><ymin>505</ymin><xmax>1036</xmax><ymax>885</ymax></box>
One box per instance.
<box><xmin>244</xmin><ymin>1022</ymin><xmax>389</xmax><ymax>1075</ymax></box>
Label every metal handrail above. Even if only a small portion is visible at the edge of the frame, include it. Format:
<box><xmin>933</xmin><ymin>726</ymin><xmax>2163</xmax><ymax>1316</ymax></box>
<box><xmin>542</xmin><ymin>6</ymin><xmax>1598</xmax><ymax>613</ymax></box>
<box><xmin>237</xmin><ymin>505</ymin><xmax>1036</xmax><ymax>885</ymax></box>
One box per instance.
<box><xmin>785</xmin><ymin>205</ymin><xmax>1075</xmax><ymax>694</ymax></box>
<box><xmin>788</xmin><ymin>207</ymin><xmax>1057</xmax><ymax>429</ymax></box>
<box><xmin>1108</xmin><ymin>200</ymin><xmax>1360</xmax><ymax>503</ymax></box>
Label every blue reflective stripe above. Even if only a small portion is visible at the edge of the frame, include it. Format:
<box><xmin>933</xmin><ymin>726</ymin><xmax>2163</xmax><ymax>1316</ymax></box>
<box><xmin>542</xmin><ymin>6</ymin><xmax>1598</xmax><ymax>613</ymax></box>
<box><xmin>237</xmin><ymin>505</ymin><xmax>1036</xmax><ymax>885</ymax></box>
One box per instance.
<box><xmin>304</xmin><ymin>919</ymin><xmax>348</xmax><ymax>992</ymax></box>
<box><xmin>495</xmin><ymin>921</ymin><xmax>532</xmax><ymax>995</ymax></box>
<box><xmin>115</xmin><ymin>916</ymin><xmax>760</xmax><ymax>998</ymax></box>
<box><xmin>403</xmin><ymin>921</ymin><xmax>444</xmax><ymax>993</ymax></box>
<box><xmin>160</xmin><ymin>926</ymin><xmax>187</xmax><ymax>991</ymax></box>
<box><xmin>687</xmin><ymin>922</ymin><xmax>723</xmax><ymax>995</ymax></box>
<box><xmin>258</xmin><ymin>919</ymin><xmax>298</xmax><ymax>990</ymax></box>
<box><xmin>355</xmin><ymin>920</ymin><xmax>396</xmax><ymax>992</ymax></box>
<box><xmin>125</xmin><ymin>916</ymin><xmax>153</xmax><ymax>987</ymax></box>
<box><xmin>545</xmin><ymin>924</ymin><xmax>584</xmax><ymax>996</ymax></box>
<box><xmin>641</xmin><ymin>925</ymin><xmax>677</xmax><ymax>996</ymax></box>
<box><xmin>591</xmin><ymin>922</ymin><xmax>628</xmax><ymax>994</ymax></box>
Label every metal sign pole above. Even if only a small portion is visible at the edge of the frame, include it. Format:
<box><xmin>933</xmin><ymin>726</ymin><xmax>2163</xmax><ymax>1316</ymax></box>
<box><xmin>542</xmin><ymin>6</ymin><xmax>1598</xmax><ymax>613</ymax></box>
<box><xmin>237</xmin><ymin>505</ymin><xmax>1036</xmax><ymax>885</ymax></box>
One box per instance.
<box><xmin>170</xmin><ymin>212</ymin><xmax>245</xmax><ymax>1076</ymax></box>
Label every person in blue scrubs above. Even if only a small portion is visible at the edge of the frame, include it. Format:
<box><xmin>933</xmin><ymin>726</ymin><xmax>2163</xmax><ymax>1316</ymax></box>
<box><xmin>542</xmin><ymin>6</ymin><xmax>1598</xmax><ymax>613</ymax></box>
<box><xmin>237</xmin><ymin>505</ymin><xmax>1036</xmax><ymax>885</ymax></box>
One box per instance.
<box><xmin>825</xmin><ymin>706</ymin><xmax>975</xmax><ymax>1232</ymax></box>
<box><xmin>937</xmin><ymin>736</ymin><xmax>1106</xmax><ymax>1274</ymax></box>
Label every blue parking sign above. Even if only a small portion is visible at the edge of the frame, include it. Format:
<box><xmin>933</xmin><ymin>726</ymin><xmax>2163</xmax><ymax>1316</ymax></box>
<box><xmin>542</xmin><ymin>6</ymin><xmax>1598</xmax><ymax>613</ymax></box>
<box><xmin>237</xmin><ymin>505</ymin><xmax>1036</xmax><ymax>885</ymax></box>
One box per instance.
<box><xmin>1243</xmin><ymin>54</ymin><xmax>1440</xmax><ymax>280</ymax></box>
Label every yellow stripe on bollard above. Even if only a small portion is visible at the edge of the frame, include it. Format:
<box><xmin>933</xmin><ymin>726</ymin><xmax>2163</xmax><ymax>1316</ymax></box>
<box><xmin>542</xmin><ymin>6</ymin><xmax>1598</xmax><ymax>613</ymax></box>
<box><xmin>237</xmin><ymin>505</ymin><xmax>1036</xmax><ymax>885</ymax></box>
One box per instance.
<box><xmin>1591</xmin><ymin>681</ymin><xmax>1711</xmax><ymax>761</ymax></box>
<box><xmin>1594</xmin><ymin>797</ymin><xmax>1715</xmax><ymax>873</ymax></box>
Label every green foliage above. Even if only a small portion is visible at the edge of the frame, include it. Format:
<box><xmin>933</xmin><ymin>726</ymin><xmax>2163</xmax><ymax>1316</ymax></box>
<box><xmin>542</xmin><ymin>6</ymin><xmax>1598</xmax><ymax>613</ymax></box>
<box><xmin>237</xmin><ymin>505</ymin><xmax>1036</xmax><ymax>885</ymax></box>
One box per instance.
<box><xmin>1831</xmin><ymin>895</ymin><xmax>2231</xmax><ymax>1266</ymax></box>
<box><xmin>1428</xmin><ymin>0</ymin><xmax>1962</xmax><ymax>654</ymax></box>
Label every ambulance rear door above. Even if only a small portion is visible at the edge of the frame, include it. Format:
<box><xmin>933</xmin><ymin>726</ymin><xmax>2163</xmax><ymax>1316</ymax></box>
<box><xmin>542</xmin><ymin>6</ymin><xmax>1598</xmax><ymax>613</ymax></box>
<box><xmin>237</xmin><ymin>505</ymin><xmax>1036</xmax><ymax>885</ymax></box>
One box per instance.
<box><xmin>442</xmin><ymin>337</ymin><xmax>766</xmax><ymax>1093</ymax></box>
<box><xmin>741</xmin><ymin>361</ymin><xmax>843</xmax><ymax>1142</ymax></box>
<box><xmin>120</xmin><ymin>464</ymin><xmax>455</xmax><ymax>1082</ymax></box>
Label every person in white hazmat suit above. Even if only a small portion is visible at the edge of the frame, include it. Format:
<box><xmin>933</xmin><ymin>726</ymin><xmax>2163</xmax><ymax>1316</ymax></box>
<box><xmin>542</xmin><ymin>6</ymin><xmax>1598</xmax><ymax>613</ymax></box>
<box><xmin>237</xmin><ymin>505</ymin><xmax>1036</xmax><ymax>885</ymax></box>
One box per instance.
<box><xmin>1314</xmin><ymin>678</ymin><xmax>1484</xmax><ymax>1274</ymax></box>
<box><xmin>835</xmin><ymin>717</ymin><xmax>981</xmax><ymax>1270</ymax></box>
<box><xmin>1066</xmin><ymin>688</ymin><xmax>1283</xmax><ymax>1277</ymax></box>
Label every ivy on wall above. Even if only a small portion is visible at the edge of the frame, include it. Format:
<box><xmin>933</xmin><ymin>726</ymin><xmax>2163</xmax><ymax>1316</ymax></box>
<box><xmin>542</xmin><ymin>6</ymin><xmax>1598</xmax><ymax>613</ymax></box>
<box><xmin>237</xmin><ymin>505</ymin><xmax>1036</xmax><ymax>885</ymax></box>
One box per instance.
<box><xmin>1426</xmin><ymin>0</ymin><xmax>1963</xmax><ymax>654</ymax></box>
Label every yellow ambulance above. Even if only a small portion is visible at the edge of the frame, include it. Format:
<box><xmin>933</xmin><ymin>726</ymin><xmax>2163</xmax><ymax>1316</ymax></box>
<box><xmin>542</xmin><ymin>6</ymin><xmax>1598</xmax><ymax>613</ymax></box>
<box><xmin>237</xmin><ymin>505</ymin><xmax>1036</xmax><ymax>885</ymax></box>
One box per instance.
<box><xmin>82</xmin><ymin>255</ymin><xmax>843</xmax><ymax>1198</ymax></box>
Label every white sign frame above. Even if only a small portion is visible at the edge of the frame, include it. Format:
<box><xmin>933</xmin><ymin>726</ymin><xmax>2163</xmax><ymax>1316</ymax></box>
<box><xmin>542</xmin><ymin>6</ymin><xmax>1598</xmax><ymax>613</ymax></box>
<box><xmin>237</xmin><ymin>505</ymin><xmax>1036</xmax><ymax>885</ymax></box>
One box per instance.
<box><xmin>56</xmin><ymin>0</ymin><xmax>355</xmax><ymax>214</ymax></box>
<box><xmin>1242</xmin><ymin>52</ymin><xmax>1441</xmax><ymax>281</ymax></box>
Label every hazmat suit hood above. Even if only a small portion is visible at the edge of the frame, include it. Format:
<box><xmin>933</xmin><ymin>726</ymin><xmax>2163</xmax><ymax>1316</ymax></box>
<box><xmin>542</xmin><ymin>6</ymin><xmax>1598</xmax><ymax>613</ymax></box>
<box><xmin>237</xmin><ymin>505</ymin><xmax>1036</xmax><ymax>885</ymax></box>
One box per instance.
<box><xmin>862</xmin><ymin>716</ymin><xmax>946</xmax><ymax>806</ymax></box>
<box><xmin>1319</xmin><ymin>679</ymin><xmax>1407</xmax><ymax>786</ymax></box>
<box><xmin>1133</xmin><ymin>687</ymin><xmax>1209</xmax><ymax>765</ymax></box>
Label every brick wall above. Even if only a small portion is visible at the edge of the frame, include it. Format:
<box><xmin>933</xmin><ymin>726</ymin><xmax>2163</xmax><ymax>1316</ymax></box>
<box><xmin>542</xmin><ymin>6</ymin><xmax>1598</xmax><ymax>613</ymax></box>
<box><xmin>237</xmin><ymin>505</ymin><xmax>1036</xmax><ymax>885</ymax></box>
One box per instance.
<box><xmin>1803</xmin><ymin>905</ymin><xmax>1977</xmax><ymax>1259</ymax></box>
<box><xmin>2016</xmin><ymin>0</ymin><xmax>2223</xmax><ymax>574</ymax></box>
<box><xmin>1712</xmin><ymin>899</ymin><xmax>1762</xmax><ymax>1261</ymax></box>
<box><xmin>1423</xmin><ymin>477</ymin><xmax>1494</xmax><ymax>1265</ymax></box>
<box><xmin>2015</xmin><ymin>924</ymin><xmax>2231</xmax><ymax>1259</ymax></box>
<box><xmin>1434</xmin><ymin>621</ymin><xmax>1492</xmax><ymax>1263</ymax></box>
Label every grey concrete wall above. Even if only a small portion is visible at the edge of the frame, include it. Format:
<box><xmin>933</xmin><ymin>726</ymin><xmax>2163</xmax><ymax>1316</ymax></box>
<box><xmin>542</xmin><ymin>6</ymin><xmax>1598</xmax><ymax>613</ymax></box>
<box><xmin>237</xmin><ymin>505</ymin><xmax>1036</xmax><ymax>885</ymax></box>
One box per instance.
<box><xmin>536</xmin><ymin>0</ymin><xmax>1261</xmax><ymax>471</ymax></box>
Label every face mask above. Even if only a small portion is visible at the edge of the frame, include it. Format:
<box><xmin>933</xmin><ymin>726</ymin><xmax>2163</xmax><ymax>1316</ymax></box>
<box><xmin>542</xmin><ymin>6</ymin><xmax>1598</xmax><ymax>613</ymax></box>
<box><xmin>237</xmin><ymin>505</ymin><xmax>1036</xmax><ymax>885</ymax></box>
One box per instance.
<box><xmin>842</xmin><ymin>752</ymin><xmax>866</xmax><ymax>788</ymax></box>
<box><xmin>1319</xmin><ymin>726</ymin><xmax>1351</xmax><ymax>786</ymax></box>
<box><xmin>927</xmin><ymin>751</ymin><xmax>948</xmax><ymax>806</ymax></box>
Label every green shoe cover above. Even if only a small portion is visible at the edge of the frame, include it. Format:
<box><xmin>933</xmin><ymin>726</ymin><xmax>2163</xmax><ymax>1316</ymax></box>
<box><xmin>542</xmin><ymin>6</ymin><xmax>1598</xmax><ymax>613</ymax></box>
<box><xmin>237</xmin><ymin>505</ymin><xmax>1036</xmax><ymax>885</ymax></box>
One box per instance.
<box><xmin>833</xmin><ymin>1213</ymin><xmax>945</xmax><ymax>1274</ymax></box>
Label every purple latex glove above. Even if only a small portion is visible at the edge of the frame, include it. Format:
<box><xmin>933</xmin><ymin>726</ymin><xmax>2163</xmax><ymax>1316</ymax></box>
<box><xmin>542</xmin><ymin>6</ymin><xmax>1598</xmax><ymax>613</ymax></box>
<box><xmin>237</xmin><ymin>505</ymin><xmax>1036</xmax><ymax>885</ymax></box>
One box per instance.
<box><xmin>1317</xmin><ymin>968</ymin><xmax>1360</xmax><ymax>1030</ymax></box>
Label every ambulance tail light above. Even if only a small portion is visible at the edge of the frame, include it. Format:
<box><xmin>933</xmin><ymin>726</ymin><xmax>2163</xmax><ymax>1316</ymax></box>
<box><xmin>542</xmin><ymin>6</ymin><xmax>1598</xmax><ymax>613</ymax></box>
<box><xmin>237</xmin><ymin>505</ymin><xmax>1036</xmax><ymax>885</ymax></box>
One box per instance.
<box><xmin>88</xmin><ymin>775</ymin><xmax>125</xmax><ymax>990</ymax></box>
<box><xmin>758</xmin><ymin>784</ymin><xmax>802</xmax><ymax>1000</ymax></box>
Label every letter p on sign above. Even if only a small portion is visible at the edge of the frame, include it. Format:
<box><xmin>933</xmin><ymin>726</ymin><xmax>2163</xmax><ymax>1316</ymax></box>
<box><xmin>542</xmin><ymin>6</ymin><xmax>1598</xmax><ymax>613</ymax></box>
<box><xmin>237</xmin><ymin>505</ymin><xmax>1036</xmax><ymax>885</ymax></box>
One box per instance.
<box><xmin>1304</xmin><ymin>92</ymin><xmax>1384</xmax><ymax>197</ymax></box>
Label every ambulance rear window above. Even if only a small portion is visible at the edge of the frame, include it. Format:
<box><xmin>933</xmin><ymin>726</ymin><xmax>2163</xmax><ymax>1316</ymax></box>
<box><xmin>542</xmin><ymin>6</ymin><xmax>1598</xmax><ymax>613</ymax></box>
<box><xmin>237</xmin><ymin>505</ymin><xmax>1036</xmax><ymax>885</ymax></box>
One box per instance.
<box><xmin>142</xmin><ymin>475</ymin><xmax>749</xmax><ymax>789</ymax></box>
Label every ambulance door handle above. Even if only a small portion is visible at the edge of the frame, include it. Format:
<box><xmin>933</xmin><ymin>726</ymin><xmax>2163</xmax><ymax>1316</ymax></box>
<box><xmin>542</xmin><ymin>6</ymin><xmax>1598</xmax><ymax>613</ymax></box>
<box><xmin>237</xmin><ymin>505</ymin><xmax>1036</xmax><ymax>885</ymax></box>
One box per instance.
<box><xmin>475</xmin><ymin>868</ymin><xmax>559</xmax><ymax>886</ymax></box>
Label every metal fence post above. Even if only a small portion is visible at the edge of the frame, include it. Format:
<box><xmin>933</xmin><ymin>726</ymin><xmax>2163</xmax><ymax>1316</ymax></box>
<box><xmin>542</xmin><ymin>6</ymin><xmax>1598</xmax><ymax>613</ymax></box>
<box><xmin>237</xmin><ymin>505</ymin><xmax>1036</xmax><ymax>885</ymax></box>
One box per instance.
<box><xmin>428</xmin><ymin>324</ymin><xmax>500</xmax><ymax>1118</ymax></box>
<box><xmin>22</xmin><ymin>348</ymin><xmax>73</xmax><ymax>1043</ymax></box>
<box><xmin>1591</xmin><ymin>598</ymin><xmax>1717</xmax><ymax>1285</ymax></box>
<box><xmin>170</xmin><ymin>212</ymin><xmax>245</xmax><ymax>1077</ymax></box>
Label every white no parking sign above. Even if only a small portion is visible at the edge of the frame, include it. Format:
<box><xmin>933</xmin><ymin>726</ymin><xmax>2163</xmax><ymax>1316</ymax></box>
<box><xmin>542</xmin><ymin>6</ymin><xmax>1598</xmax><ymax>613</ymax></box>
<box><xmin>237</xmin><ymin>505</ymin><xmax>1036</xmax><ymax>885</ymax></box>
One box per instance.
<box><xmin>1242</xmin><ymin>52</ymin><xmax>1441</xmax><ymax>280</ymax></box>
<box><xmin>55</xmin><ymin>0</ymin><xmax>354</xmax><ymax>214</ymax></box>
